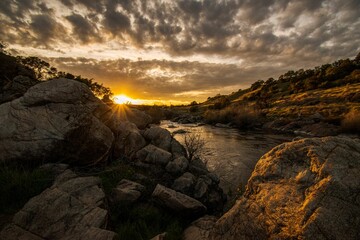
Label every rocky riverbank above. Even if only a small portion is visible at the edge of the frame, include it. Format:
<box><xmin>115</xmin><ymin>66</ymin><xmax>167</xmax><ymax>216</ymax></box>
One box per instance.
<box><xmin>0</xmin><ymin>78</ymin><xmax>225</xmax><ymax>239</ymax></box>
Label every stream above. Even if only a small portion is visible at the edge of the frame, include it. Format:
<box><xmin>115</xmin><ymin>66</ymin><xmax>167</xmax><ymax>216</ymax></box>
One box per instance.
<box><xmin>160</xmin><ymin>120</ymin><xmax>293</xmax><ymax>194</ymax></box>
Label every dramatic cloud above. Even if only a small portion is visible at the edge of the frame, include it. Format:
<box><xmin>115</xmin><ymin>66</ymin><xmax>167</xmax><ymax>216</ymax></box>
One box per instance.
<box><xmin>1</xmin><ymin>0</ymin><xmax>359</xmax><ymax>102</ymax></box>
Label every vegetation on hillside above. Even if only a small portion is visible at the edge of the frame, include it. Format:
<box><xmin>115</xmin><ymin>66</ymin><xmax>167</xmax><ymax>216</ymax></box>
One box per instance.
<box><xmin>198</xmin><ymin>52</ymin><xmax>360</xmax><ymax>133</ymax></box>
<box><xmin>0</xmin><ymin>43</ymin><xmax>113</xmax><ymax>99</ymax></box>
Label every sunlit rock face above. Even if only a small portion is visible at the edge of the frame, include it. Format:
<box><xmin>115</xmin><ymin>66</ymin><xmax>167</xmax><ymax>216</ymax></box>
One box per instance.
<box><xmin>0</xmin><ymin>78</ymin><xmax>114</xmax><ymax>166</ymax></box>
<box><xmin>213</xmin><ymin>136</ymin><xmax>360</xmax><ymax>239</ymax></box>
<box><xmin>185</xmin><ymin>136</ymin><xmax>360</xmax><ymax>239</ymax></box>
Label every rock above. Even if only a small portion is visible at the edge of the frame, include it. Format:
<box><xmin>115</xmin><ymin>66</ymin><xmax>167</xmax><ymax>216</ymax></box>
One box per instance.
<box><xmin>183</xmin><ymin>215</ymin><xmax>217</xmax><ymax>240</ymax></box>
<box><xmin>114</xmin><ymin>107</ymin><xmax>152</xmax><ymax>129</ymax></box>
<box><xmin>136</xmin><ymin>144</ymin><xmax>172</xmax><ymax>166</ymax></box>
<box><xmin>210</xmin><ymin>136</ymin><xmax>360</xmax><ymax>240</ymax></box>
<box><xmin>112</xmin><ymin>121</ymin><xmax>146</xmax><ymax>159</ymax></box>
<box><xmin>150</xmin><ymin>232</ymin><xmax>167</xmax><ymax>240</ymax></box>
<box><xmin>38</xmin><ymin>163</ymin><xmax>69</xmax><ymax>176</ymax></box>
<box><xmin>152</xmin><ymin>184</ymin><xmax>207</xmax><ymax>217</ymax></box>
<box><xmin>112</xmin><ymin>179</ymin><xmax>145</xmax><ymax>204</ymax></box>
<box><xmin>165</xmin><ymin>156</ymin><xmax>189</xmax><ymax>175</ymax></box>
<box><xmin>207</xmin><ymin>172</ymin><xmax>220</xmax><ymax>184</ymax></box>
<box><xmin>194</xmin><ymin>178</ymin><xmax>209</xmax><ymax>199</ymax></box>
<box><xmin>173</xmin><ymin>129</ymin><xmax>187</xmax><ymax>134</ymax></box>
<box><xmin>0</xmin><ymin>75</ymin><xmax>39</xmax><ymax>104</ymax></box>
<box><xmin>143</xmin><ymin>126</ymin><xmax>172</xmax><ymax>151</ymax></box>
<box><xmin>189</xmin><ymin>158</ymin><xmax>209</xmax><ymax>176</ymax></box>
<box><xmin>171</xmin><ymin>139</ymin><xmax>187</xmax><ymax>157</ymax></box>
<box><xmin>0</xmin><ymin>78</ymin><xmax>114</xmax><ymax>166</ymax></box>
<box><xmin>215</xmin><ymin>123</ymin><xmax>231</xmax><ymax>128</ymax></box>
<box><xmin>0</xmin><ymin>170</ymin><xmax>117</xmax><ymax>240</ymax></box>
<box><xmin>172</xmin><ymin>172</ymin><xmax>196</xmax><ymax>195</ymax></box>
<box><xmin>298</xmin><ymin>122</ymin><xmax>340</xmax><ymax>137</ymax></box>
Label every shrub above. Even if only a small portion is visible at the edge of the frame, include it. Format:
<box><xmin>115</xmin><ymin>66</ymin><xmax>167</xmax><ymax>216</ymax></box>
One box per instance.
<box><xmin>341</xmin><ymin>109</ymin><xmax>360</xmax><ymax>134</ymax></box>
<box><xmin>203</xmin><ymin>105</ymin><xmax>261</xmax><ymax>129</ymax></box>
<box><xmin>184</xmin><ymin>133</ymin><xmax>206</xmax><ymax>161</ymax></box>
<box><xmin>189</xmin><ymin>105</ymin><xmax>199</xmax><ymax>113</ymax></box>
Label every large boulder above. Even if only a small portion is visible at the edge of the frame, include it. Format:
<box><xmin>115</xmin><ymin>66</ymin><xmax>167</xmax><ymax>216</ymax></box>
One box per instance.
<box><xmin>0</xmin><ymin>170</ymin><xmax>116</xmax><ymax>240</ymax></box>
<box><xmin>112</xmin><ymin>121</ymin><xmax>146</xmax><ymax>159</ymax></box>
<box><xmin>152</xmin><ymin>184</ymin><xmax>207</xmax><ymax>218</ymax></box>
<box><xmin>0</xmin><ymin>78</ymin><xmax>114</xmax><ymax>166</ymax></box>
<box><xmin>203</xmin><ymin>136</ymin><xmax>360</xmax><ymax>240</ymax></box>
<box><xmin>111</xmin><ymin>106</ymin><xmax>151</xmax><ymax>129</ymax></box>
<box><xmin>143</xmin><ymin>126</ymin><xmax>172</xmax><ymax>151</ymax></box>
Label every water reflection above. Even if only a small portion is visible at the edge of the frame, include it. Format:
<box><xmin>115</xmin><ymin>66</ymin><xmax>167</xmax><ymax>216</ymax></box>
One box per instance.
<box><xmin>160</xmin><ymin>120</ymin><xmax>292</xmax><ymax>194</ymax></box>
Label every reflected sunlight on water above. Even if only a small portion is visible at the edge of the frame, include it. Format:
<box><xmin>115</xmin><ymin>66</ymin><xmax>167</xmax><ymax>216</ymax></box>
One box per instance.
<box><xmin>160</xmin><ymin>120</ymin><xmax>292</xmax><ymax>194</ymax></box>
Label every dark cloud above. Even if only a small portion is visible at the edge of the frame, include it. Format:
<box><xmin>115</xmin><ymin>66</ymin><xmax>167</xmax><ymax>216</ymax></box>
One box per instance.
<box><xmin>30</xmin><ymin>14</ymin><xmax>58</xmax><ymax>42</ymax></box>
<box><xmin>66</xmin><ymin>13</ymin><xmax>100</xmax><ymax>43</ymax></box>
<box><xmin>103</xmin><ymin>8</ymin><xmax>131</xmax><ymax>35</ymax></box>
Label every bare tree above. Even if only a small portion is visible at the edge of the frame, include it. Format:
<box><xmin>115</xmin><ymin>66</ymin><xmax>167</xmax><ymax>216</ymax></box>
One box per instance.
<box><xmin>184</xmin><ymin>132</ymin><xmax>205</xmax><ymax>161</ymax></box>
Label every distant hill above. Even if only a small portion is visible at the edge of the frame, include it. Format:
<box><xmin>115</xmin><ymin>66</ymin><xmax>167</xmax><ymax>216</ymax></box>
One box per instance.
<box><xmin>199</xmin><ymin>52</ymin><xmax>360</xmax><ymax>135</ymax></box>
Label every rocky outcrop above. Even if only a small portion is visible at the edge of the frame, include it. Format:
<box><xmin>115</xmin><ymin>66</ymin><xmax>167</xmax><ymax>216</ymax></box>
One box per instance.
<box><xmin>0</xmin><ymin>169</ymin><xmax>116</xmax><ymax>240</ymax></box>
<box><xmin>152</xmin><ymin>184</ymin><xmax>207</xmax><ymax>218</ymax></box>
<box><xmin>0</xmin><ymin>78</ymin><xmax>114</xmax><ymax>166</ymax></box>
<box><xmin>0</xmin><ymin>78</ymin><xmax>155</xmax><ymax>166</ymax></box>
<box><xmin>191</xmin><ymin>136</ymin><xmax>360</xmax><ymax>240</ymax></box>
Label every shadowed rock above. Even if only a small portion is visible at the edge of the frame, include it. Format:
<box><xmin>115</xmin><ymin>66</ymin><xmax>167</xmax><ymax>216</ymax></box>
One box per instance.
<box><xmin>152</xmin><ymin>184</ymin><xmax>207</xmax><ymax>218</ymax></box>
<box><xmin>0</xmin><ymin>78</ymin><xmax>114</xmax><ymax>166</ymax></box>
<box><xmin>0</xmin><ymin>170</ymin><xmax>116</xmax><ymax>240</ymax></box>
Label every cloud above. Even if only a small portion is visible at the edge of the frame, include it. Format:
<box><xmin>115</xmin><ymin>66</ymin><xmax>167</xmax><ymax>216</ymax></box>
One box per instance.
<box><xmin>1</xmin><ymin>0</ymin><xmax>359</xmax><ymax>101</ymax></box>
<box><xmin>46</xmin><ymin>56</ymin><xmax>291</xmax><ymax>101</ymax></box>
<box><xmin>66</xmin><ymin>13</ymin><xmax>101</xmax><ymax>43</ymax></box>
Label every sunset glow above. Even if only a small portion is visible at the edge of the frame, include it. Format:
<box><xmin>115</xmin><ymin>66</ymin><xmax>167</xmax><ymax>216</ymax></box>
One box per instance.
<box><xmin>1</xmin><ymin>0</ymin><xmax>359</xmax><ymax>103</ymax></box>
<box><xmin>113</xmin><ymin>95</ymin><xmax>137</xmax><ymax>105</ymax></box>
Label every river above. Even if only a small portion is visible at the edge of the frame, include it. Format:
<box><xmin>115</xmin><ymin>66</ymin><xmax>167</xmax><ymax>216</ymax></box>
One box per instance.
<box><xmin>160</xmin><ymin>120</ymin><xmax>293</xmax><ymax>195</ymax></box>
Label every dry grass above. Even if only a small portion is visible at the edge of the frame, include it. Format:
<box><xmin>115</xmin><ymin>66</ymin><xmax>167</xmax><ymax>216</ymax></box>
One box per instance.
<box><xmin>341</xmin><ymin>109</ymin><xmax>360</xmax><ymax>134</ymax></box>
<box><xmin>203</xmin><ymin>105</ymin><xmax>261</xmax><ymax>129</ymax></box>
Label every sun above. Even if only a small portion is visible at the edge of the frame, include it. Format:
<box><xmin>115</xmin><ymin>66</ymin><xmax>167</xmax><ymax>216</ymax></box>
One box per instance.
<box><xmin>113</xmin><ymin>94</ymin><xmax>133</xmax><ymax>104</ymax></box>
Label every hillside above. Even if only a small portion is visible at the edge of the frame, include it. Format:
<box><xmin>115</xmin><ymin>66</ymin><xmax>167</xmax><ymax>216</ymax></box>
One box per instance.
<box><xmin>192</xmin><ymin>53</ymin><xmax>360</xmax><ymax>136</ymax></box>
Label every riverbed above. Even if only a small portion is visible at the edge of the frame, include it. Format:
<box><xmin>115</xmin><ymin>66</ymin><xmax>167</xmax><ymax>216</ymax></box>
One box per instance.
<box><xmin>160</xmin><ymin>120</ymin><xmax>293</xmax><ymax>194</ymax></box>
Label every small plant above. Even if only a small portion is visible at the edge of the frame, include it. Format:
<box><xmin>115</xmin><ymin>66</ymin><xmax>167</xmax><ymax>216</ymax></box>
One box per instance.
<box><xmin>184</xmin><ymin>133</ymin><xmax>205</xmax><ymax>161</ymax></box>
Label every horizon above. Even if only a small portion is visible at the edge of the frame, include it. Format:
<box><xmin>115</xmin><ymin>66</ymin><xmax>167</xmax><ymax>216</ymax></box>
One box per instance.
<box><xmin>1</xmin><ymin>0</ymin><xmax>359</xmax><ymax>104</ymax></box>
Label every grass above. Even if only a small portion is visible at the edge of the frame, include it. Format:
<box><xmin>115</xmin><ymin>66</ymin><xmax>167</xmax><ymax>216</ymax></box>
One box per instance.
<box><xmin>341</xmin><ymin>109</ymin><xmax>360</xmax><ymax>134</ymax></box>
<box><xmin>0</xmin><ymin>166</ymin><xmax>54</xmax><ymax>214</ymax></box>
<box><xmin>203</xmin><ymin>105</ymin><xmax>261</xmax><ymax>129</ymax></box>
<box><xmin>111</xmin><ymin>203</ymin><xmax>185</xmax><ymax>240</ymax></box>
<box><xmin>98</xmin><ymin>160</ymin><xmax>186</xmax><ymax>239</ymax></box>
<box><xmin>98</xmin><ymin>161</ymin><xmax>137</xmax><ymax>195</ymax></box>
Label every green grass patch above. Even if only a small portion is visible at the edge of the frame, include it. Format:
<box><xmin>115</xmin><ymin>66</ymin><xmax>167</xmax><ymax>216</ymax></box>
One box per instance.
<box><xmin>110</xmin><ymin>203</ymin><xmax>185</xmax><ymax>240</ymax></box>
<box><xmin>0</xmin><ymin>166</ymin><xmax>54</xmax><ymax>214</ymax></box>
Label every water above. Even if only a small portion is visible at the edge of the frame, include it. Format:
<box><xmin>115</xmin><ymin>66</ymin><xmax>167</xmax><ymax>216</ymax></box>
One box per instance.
<box><xmin>160</xmin><ymin>120</ymin><xmax>292</xmax><ymax>194</ymax></box>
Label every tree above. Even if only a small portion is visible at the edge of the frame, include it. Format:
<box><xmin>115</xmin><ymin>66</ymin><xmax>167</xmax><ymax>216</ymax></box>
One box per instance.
<box><xmin>17</xmin><ymin>56</ymin><xmax>57</xmax><ymax>80</ymax></box>
<box><xmin>184</xmin><ymin>133</ymin><xmax>205</xmax><ymax>161</ymax></box>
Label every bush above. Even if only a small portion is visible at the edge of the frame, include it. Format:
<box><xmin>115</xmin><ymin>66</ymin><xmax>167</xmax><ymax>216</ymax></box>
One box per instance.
<box><xmin>184</xmin><ymin>133</ymin><xmax>206</xmax><ymax>161</ymax></box>
<box><xmin>189</xmin><ymin>105</ymin><xmax>199</xmax><ymax>112</ymax></box>
<box><xmin>341</xmin><ymin>109</ymin><xmax>360</xmax><ymax>134</ymax></box>
<box><xmin>203</xmin><ymin>105</ymin><xmax>261</xmax><ymax>129</ymax></box>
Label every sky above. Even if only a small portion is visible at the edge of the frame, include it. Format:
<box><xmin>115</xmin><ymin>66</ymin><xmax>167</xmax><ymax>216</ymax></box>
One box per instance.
<box><xmin>1</xmin><ymin>0</ymin><xmax>359</xmax><ymax>104</ymax></box>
